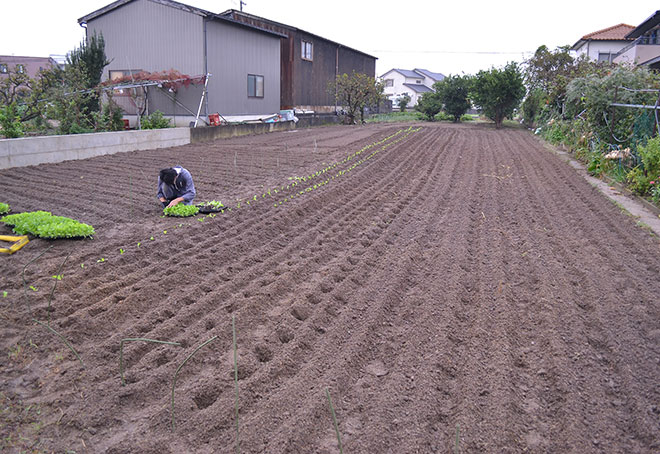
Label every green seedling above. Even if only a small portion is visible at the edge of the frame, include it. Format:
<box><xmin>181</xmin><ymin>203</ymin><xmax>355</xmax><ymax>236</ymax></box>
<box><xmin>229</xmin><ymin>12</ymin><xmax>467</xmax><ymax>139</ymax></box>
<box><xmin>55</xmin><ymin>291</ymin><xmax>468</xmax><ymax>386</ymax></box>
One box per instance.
<box><xmin>0</xmin><ymin>202</ymin><xmax>10</xmax><ymax>215</ymax></box>
<box><xmin>119</xmin><ymin>338</ymin><xmax>181</xmax><ymax>386</ymax></box>
<box><xmin>30</xmin><ymin>286</ymin><xmax>37</xmax><ymax>292</ymax></box>
<box><xmin>119</xmin><ymin>248</ymin><xmax>125</xmax><ymax>255</ymax></box>
<box><xmin>150</xmin><ymin>237</ymin><xmax>154</xmax><ymax>241</ymax></box>
<box><xmin>48</xmin><ymin>253</ymin><xmax>69</xmax><ymax>326</ymax></box>
<box><xmin>164</xmin><ymin>205</ymin><xmax>199</xmax><ymax>217</ymax></box>
<box><xmin>2</xmin><ymin>291</ymin><xmax>7</xmax><ymax>298</ymax></box>
<box><xmin>81</xmin><ymin>263</ymin><xmax>85</xmax><ymax>269</ymax></box>
<box><xmin>137</xmin><ymin>242</ymin><xmax>141</xmax><ymax>247</ymax></box>
<box><xmin>97</xmin><ymin>258</ymin><xmax>105</xmax><ymax>263</ymax></box>
<box><xmin>1</xmin><ymin>211</ymin><xmax>94</xmax><ymax>239</ymax></box>
<box><xmin>171</xmin><ymin>336</ymin><xmax>218</xmax><ymax>430</ymax></box>
<box><xmin>163</xmin><ymin>230</ymin><xmax>167</xmax><ymax>234</ymax></box>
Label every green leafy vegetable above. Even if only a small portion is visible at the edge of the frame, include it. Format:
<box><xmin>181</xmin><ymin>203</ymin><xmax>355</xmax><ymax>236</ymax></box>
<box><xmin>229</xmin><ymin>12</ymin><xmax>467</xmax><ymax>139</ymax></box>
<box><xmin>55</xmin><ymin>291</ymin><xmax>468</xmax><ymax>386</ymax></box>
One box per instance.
<box><xmin>163</xmin><ymin>204</ymin><xmax>199</xmax><ymax>217</ymax></box>
<box><xmin>0</xmin><ymin>203</ymin><xmax>10</xmax><ymax>215</ymax></box>
<box><xmin>1</xmin><ymin>211</ymin><xmax>94</xmax><ymax>239</ymax></box>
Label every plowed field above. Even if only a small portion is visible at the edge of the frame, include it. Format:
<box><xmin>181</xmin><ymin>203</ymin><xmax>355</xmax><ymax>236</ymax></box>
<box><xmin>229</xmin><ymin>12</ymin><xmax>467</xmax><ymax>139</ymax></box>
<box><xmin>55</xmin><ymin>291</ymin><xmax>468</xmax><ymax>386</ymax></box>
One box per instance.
<box><xmin>1</xmin><ymin>122</ymin><xmax>659</xmax><ymax>453</ymax></box>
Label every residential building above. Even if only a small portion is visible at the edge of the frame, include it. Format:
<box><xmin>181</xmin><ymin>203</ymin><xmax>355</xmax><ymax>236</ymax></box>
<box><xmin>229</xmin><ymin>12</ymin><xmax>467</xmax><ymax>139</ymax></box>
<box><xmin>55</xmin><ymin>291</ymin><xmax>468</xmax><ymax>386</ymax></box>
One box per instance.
<box><xmin>570</xmin><ymin>23</ymin><xmax>635</xmax><ymax>63</ymax></box>
<box><xmin>220</xmin><ymin>9</ymin><xmax>377</xmax><ymax>113</ymax></box>
<box><xmin>0</xmin><ymin>55</ymin><xmax>58</xmax><ymax>79</ymax></box>
<box><xmin>380</xmin><ymin>68</ymin><xmax>445</xmax><ymax>109</ymax></box>
<box><xmin>78</xmin><ymin>0</ymin><xmax>284</xmax><ymax>126</ymax></box>
<box><xmin>614</xmin><ymin>11</ymin><xmax>660</xmax><ymax>69</ymax></box>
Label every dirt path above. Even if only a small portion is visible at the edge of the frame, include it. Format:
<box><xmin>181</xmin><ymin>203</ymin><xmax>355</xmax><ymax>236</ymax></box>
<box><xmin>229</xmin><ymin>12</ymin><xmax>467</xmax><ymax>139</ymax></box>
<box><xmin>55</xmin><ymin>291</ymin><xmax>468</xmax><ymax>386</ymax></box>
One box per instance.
<box><xmin>1</xmin><ymin>122</ymin><xmax>658</xmax><ymax>453</ymax></box>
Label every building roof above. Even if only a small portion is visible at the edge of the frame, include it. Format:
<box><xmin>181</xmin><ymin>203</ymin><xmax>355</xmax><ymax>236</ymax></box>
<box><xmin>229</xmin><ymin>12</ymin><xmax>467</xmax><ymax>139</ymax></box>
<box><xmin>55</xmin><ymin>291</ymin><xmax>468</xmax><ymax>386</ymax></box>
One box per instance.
<box><xmin>78</xmin><ymin>0</ymin><xmax>286</xmax><ymax>38</ymax></box>
<box><xmin>403</xmin><ymin>83</ymin><xmax>433</xmax><ymax>93</ymax></box>
<box><xmin>414</xmin><ymin>68</ymin><xmax>445</xmax><ymax>81</ymax></box>
<box><xmin>381</xmin><ymin>68</ymin><xmax>445</xmax><ymax>81</ymax></box>
<box><xmin>626</xmin><ymin>10</ymin><xmax>660</xmax><ymax>39</ymax></box>
<box><xmin>581</xmin><ymin>23</ymin><xmax>636</xmax><ymax>40</ymax></box>
<box><xmin>220</xmin><ymin>9</ymin><xmax>377</xmax><ymax>60</ymax></box>
<box><xmin>571</xmin><ymin>23</ymin><xmax>635</xmax><ymax>49</ymax></box>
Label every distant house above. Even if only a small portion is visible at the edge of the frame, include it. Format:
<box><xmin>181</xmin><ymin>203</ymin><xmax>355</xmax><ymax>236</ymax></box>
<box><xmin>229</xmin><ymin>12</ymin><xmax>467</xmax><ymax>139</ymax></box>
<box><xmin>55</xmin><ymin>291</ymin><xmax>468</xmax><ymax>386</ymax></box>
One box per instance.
<box><xmin>380</xmin><ymin>68</ymin><xmax>445</xmax><ymax>109</ymax></box>
<box><xmin>0</xmin><ymin>55</ymin><xmax>58</xmax><ymax>79</ymax></box>
<box><xmin>78</xmin><ymin>0</ymin><xmax>285</xmax><ymax>126</ymax></box>
<box><xmin>220</xmin><ymin>9</ymin><xmax>377</xmax><ymax>113</ymax></box>
<box><xmin>613</xmin><ymin>11</ymin><xmax>660</xmax><ymax>69</ymax></box>
<box><xmin>570</xmin><ymin>23</ymin><xmax>635</xmax><ymax>63</ymax></box>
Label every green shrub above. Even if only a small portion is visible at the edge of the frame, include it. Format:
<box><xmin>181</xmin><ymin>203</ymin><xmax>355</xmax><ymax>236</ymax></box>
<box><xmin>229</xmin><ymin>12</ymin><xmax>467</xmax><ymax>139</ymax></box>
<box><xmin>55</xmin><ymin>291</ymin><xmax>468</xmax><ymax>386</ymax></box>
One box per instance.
<box><xmin>141</xmin><ymin>110</ymin><xmax>172</xmax><ymax>129</ymax></box>
<box><xmin>0</xmin><ymin>203</ymin><xmax>9</xmax><ymax>215</ymax></box>
<box><xmin>0</xmin><ymin>103</ymin><xmax>24</xmax><ymax>138</ymax></box>
<box><xmin>163</xmin><ymin>204</ymin><xmax>199</xmax><ymax>217</ymax></box>
<box><xmin>626</xmin><ymin>136</ymin><xmax>660</xmax><ymax>195</ymax></box>
<box><xmin>1</xmin><ymin>211</ymin><xmax>94</xmax><ymax>238</ymax></box>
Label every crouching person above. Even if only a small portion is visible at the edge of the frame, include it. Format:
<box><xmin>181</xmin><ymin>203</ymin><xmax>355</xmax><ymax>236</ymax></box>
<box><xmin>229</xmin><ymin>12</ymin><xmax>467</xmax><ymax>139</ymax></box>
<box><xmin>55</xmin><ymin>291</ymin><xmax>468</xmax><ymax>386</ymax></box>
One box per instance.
<box><xmin>158</xmin><ymin>166</ymin><xmax>196</xmax><ymax>208</ymax></box>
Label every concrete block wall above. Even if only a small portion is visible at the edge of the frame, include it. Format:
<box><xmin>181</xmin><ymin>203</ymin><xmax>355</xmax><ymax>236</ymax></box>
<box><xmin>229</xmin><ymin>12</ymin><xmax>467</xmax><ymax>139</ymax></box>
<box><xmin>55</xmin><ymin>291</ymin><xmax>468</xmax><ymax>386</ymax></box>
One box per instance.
<box><xmin>0</xmin><ymin>128</ymin><xmax>191</xmax><ymax>169</ymax></box>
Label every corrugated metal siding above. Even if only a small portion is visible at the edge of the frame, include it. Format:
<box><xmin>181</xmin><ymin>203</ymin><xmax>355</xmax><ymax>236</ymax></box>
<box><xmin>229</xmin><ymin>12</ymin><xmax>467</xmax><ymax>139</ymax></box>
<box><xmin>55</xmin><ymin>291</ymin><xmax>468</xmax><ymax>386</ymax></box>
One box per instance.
<box><xmin>86</xmin><ymin>0</ymin><xmax>204</xmax><ymax>79</ymax></box>
<box><xmin>206</xmin><ymin>20</ymin><xmax>280</xmax><ymax>115</ymax></box>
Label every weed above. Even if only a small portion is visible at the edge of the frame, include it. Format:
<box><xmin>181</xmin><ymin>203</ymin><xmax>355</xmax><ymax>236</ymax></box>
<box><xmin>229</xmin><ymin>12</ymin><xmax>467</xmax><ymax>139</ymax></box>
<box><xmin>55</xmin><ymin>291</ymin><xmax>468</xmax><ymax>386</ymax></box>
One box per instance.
<box><xmin>2</xmin><ymin>291</ymin><xmax>7</xmax><ymax>298</ymax></box>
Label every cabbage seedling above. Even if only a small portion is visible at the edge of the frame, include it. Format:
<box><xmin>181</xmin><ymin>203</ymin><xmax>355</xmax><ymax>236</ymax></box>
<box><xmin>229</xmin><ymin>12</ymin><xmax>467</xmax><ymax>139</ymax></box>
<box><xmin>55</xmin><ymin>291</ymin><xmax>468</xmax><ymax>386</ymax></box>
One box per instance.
<box><xmin>164</xmin><ymin>205</ymin><xmax>199</xmax><ymax>217</ymax></box>
<box><xmin>0</xmin><ymin>203</ymin><xmax>10</xmax><ymax>215</ymax></box>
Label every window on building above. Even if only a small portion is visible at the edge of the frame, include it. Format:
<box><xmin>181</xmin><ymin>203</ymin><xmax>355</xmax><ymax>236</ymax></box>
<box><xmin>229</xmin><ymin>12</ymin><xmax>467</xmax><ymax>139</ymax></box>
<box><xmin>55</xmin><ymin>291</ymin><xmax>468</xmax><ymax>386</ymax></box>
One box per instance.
<box><xmin>0</xmin><ymin>64</ymin><xmax>7</xmax><ymax>74</ymax></box>
<box><xmin>384</xmin><ymin>79</ymin><xmax>394</xmax><ymax>87</ymax></box>
<box><xmin>109</xmin><ymin>69</ymin><xmax>142</xmax><ymax>95</ymax></box>
<box><xmin>301</xmin><ymin>40</ymin><xmax>313</xmax><ymax>61</ymax></box>
<box><xmin>17</xmin><ymin>64</ymin><xmax>25</xmax><ymax>74</ymax></box>
<box><xmin>415</xmin><ymin>79</ymin><xmax>422</xmax><ymax>84</ymax></box>
<box><xmin>248</xmin><ymin>74</ymin><xmax>264</xmax><ymax>98</ymax></box>
<box><xmin>597</xmin><ymin>52</ymin><xmax>611</xmax><ymax>63</ymax></box>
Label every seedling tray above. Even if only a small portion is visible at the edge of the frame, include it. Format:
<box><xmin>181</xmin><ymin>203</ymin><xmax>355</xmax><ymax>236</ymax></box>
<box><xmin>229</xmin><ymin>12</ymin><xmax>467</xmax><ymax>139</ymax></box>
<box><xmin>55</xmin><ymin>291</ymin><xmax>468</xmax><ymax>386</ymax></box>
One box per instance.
<box><xmin>197</xmin><ymin>205</ymin><xmax>224</xmax><ymax>214</ymax></box>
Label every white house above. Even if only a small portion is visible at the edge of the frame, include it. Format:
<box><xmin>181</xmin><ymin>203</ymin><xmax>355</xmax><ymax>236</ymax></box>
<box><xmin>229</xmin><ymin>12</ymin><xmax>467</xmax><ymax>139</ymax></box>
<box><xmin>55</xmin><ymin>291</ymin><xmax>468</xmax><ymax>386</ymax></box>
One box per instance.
<box><xmin>571</xmin><ymin>23</ymin><xmax>635</xmax><ymax>63</ymax></box>
<box><xmin>380</xmin><ymin>68</ymin><xmax>445</xmax><ymax>109</ymax></box>
<box><xmin>613</xmin><ymin>10</ymin><xmax>660</xmax><ymax>69</ymax></box>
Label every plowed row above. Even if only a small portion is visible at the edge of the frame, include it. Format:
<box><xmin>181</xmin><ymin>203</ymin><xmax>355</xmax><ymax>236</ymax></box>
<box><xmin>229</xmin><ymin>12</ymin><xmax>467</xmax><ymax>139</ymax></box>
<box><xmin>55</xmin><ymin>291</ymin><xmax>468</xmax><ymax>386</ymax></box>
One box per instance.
<box><xmin>1</xmin><ymin>122</ymin><xmax>659</xmax><ymax>453</ymax></box>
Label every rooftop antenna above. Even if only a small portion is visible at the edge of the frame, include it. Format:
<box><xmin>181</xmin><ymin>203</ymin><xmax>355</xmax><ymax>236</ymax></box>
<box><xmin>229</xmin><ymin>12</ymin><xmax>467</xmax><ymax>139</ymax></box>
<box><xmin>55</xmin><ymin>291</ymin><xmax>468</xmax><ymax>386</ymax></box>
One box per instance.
<box><xmin>240</xmin><ymin>0</ymin><xmax>246</xmax><ymax>11</ymax></box>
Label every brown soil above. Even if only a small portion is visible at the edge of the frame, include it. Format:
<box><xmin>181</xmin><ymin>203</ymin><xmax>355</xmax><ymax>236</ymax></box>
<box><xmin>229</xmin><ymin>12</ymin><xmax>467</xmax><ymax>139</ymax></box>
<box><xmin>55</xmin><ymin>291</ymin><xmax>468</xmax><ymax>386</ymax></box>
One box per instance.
<box><xmin>1</xmin><ymin>122</ymin><xmax>659</xmax><ymax>454</ymax></box>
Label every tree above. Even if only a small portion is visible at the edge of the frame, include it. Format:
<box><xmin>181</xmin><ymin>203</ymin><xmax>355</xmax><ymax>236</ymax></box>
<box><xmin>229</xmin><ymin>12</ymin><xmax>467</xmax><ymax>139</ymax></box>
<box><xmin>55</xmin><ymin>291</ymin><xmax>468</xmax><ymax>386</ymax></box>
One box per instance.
<box><xmin>66</xmin><ymin>31</ymin><xmax>111</xmax><ymax>117</ymax></box>
<box><xmin>435</xmin><ymin>75</ymin><xmax>472</xmax><ymax>122</ymax></box>
<box><xmin>415</xmin><ymin>91</ymin><xmax>443</xmax><ymax>121</ymax></box>
<box><xmin>398</xmin><ymin>93</ymin><xmax>411</xmax><ymax>112</ymax></box>
<box><xmin>329</xmin><ymin>71</ymin><xmax>384</xmax><ymax>124</ymax></box>
<box><xmin>471</xmin><ymin>62</ymin><xmax>525</xmax><ymax>128</ymax></box>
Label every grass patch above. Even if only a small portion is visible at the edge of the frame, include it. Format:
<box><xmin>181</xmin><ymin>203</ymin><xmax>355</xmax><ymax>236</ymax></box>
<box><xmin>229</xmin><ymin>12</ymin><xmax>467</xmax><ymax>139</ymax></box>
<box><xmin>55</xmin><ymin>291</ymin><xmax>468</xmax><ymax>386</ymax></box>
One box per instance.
<box><xmin>366</xmin><ymin>112</ymin><xmax>420</xmax><ymax>123</ymax></box>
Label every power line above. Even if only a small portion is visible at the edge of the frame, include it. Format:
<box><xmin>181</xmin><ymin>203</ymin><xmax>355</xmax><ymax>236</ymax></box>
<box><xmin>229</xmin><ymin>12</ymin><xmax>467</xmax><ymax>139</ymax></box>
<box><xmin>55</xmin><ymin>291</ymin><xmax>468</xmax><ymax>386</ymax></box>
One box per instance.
<box><xmin>372</xmin><ymin>49</ymin><xmax>534</xmax><ymax>55</ymax></box>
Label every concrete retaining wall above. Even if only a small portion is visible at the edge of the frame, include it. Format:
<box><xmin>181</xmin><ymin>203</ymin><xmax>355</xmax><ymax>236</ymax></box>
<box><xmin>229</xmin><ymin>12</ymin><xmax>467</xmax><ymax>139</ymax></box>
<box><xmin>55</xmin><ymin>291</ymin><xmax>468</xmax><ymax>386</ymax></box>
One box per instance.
<box><xmin>0</xmin><ymin>115</ymin><xmax>341</xmax><ymax>169</ymax></box>
<box><xmin>0</xmin><ymin>128</ymin><xmax>191</xmax><ymax>169</ymax></box>
<box><xmin>190</xmin><ymin>114</ymin><xmax>340</xmax><ymax>143</ymax></box>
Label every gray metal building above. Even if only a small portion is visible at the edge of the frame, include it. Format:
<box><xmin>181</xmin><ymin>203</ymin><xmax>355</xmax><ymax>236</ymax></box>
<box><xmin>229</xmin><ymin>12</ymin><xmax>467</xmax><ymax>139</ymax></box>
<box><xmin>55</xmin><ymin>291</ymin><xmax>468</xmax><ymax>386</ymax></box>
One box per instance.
<box><xmin>78</xmin><ymin>0</ymin><xmax>284</xmax><ymax>125</ymax></box>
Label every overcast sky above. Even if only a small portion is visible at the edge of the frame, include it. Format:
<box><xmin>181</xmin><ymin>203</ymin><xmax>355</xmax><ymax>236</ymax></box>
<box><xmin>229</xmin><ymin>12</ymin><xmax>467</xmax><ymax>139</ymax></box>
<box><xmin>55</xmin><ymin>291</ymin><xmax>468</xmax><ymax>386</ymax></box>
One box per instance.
<box><xmin>1</xmin><ymin>0</ymin><xmax>655</xmax><ymax>76</ymax></box>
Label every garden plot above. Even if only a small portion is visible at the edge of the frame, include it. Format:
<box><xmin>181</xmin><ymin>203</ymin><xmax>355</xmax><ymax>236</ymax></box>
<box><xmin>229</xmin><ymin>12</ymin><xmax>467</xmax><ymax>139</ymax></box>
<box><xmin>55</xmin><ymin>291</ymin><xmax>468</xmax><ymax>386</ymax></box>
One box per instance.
<box><xmin>1</xmin><ymin>122</ymin><xmax>659</xmax><ymax>453</ymax></box>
